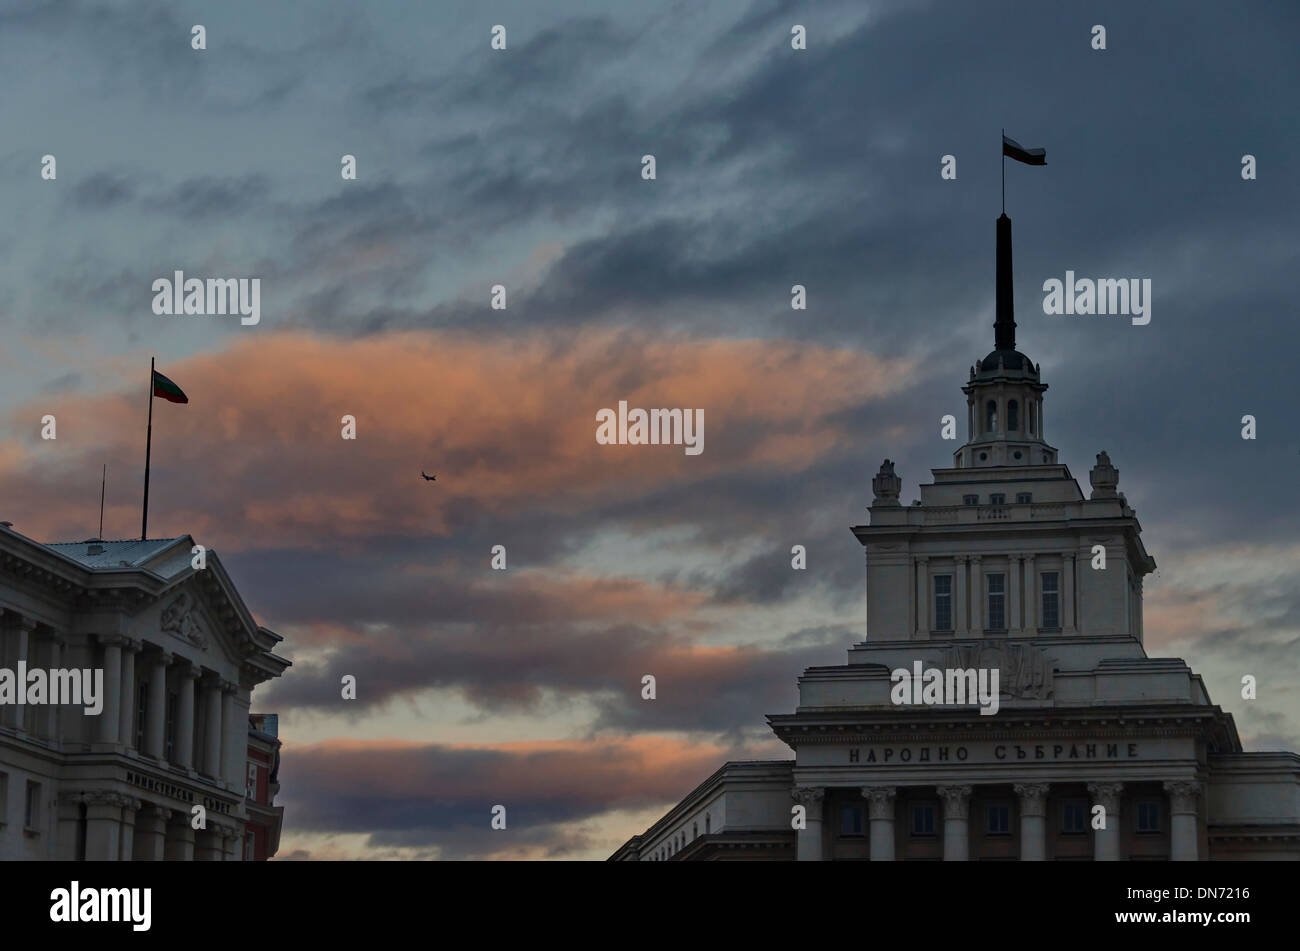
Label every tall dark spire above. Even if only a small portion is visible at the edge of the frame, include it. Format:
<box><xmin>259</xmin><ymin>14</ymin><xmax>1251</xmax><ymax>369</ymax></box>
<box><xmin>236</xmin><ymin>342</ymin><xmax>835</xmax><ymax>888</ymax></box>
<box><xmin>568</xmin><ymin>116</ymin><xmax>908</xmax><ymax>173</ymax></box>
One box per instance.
<box><xmin>995</xmin><ymin>213</ymin><xmax>1016</xmax><ymax>350</ymax></box>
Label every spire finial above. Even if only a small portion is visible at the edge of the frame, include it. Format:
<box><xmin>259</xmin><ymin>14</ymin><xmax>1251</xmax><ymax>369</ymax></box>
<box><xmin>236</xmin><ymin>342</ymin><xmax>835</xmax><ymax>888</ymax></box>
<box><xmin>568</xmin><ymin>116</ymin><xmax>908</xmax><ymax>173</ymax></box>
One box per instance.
<box><xmin>995</xmin><ymin>213</ymin><xmax>1016</xmax><ymax>350</ymax></box>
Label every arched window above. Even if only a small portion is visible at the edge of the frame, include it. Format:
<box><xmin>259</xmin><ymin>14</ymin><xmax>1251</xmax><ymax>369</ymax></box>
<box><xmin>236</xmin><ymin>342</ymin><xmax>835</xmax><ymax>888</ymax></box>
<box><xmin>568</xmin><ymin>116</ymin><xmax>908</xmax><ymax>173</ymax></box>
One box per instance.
<box><xmin>693</xmin><ymin>822</ymin><xmax>698</xmax><ymax>839</ymax></box>
<box><xmin>985</xmin><ymin>400</ymin><xmax>997</xmax><ymax>433</ymax></box>
<box><xmin>1008</xmin><ymin>399</ymin><xmax>1019</xmax><ymax>431</ymax></box>
<box><xmin>1029</xmin><ymin>401</ymin><xmax>1036</xmax><ymax>434</ymax></box>
<box><xmin>706</xmin><ymin>814</ymin><xmax>711</xmax><ymax>834</ymax></box>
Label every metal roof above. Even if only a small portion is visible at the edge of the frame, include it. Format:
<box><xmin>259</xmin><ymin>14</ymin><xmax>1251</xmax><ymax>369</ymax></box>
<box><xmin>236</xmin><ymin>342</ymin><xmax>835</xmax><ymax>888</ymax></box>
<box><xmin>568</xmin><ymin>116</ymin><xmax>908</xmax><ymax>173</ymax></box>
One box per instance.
<box><xmin>45</xmin><ymin>537</ymin><xmax>182</xmax><ymax>569</ymax></box>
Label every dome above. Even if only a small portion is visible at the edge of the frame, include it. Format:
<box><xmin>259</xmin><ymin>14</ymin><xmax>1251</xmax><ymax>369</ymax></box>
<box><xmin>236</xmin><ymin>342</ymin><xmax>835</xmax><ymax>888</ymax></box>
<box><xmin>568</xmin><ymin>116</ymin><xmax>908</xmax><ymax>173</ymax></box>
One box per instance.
<box><xmin>976</xmin><ymin>348</ymin><xmax>1038</xmax><ymax>378</ymax></box>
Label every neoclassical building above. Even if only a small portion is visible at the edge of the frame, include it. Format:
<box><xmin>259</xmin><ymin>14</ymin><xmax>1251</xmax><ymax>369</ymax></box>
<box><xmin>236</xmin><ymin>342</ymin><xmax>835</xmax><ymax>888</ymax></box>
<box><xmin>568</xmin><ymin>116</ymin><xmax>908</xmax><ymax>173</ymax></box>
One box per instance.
<box><xmin>611</xmin><ymin>215</ymin><xmax>1300</xmax><ymax>862</ymax></box>
<box><xmin>0</xmin><ymin>526</ymin><xmax>289</xmax><ymax>860</ymax></box>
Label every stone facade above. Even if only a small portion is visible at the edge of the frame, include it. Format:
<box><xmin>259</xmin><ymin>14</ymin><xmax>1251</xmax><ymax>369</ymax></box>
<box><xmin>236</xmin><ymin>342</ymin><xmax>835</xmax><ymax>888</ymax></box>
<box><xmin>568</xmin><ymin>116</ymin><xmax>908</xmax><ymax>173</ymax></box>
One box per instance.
<box><xmin>0</xmin><ymin>526</ymin><xmax>289</xmax><ymax>860</ymax></box>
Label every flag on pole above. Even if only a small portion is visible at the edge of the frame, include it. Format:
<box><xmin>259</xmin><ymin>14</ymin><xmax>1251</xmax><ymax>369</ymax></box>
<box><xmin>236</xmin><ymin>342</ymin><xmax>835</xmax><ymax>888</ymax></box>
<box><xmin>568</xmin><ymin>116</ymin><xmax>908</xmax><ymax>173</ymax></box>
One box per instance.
<box><xmin>152</xmin><ymin>369</ymin><xmax>189</xmax><ymax>404</ymax></box>
<box><xmin>1002</xmin><ymin>135</ymin><xmax>1046</xmax><ymax>166</ymax></box>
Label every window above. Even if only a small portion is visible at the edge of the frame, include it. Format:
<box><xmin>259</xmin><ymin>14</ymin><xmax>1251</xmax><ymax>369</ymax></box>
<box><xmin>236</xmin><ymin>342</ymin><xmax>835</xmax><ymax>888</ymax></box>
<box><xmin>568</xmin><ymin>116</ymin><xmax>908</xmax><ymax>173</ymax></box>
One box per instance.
<box><xmin>963</xmin><ymin>494</ymin><xmax>978</xmax><ymax>505</ymax></box>
<box><xmin>1041</xmin><ymin>572</ymin><xmax>1060</xmax><ymax>629</ymax></box>
<box><xmin>1007</xmin><ymin>399</ymin><xmax>1019</xmax><ymax>431</ymax></box>
<box><xmin>985</xmin><ymin>400</ymin><xmax>997</xmax><ymax>433</ymax></box>
<box><xmin>0</xmin><ymin>772</ymin><xmax>7</xmax><ymax>824</ymax></box>
<box><xmin>247</xmin><ymin>762</ymin><xmax>259</xmax><ymax>800</ymax></box>
<box><xmin>1136</xmin><ymin>801</ymin><xmax>1160</xmax><ymax>834</ymax></box>
<box><xmin>986</xmin><ymin>573</ymin><xmax>1006</xmax><ymax>630</ymax></box>
<box><xmin>987</xmin><ymin>804</ymin><xmax>1011</xmax><ymax>836</ymax></box>
<box><xmin>244</xmin><ymin>832</ymin><xmax>255</xmax><ymax>861</ymax></box>
<box><xmin>705</xmin><ymin>814</ymin><xmax>711</xmax><ymax>834</ymax></box>
<box><xmin>933</xmin><ymin>575</ymin><xmax>953</xmax><ymax>631</ymax></box>
<box><xmin>1029</xmin><ymin>402</ymin><xmax>1036</xmax><ymax>434</ymax></box>
<box><xmin>1016</xmin><ymin>492</ymin><xmax>1032</xmax><ymax>504</ymax></box>
<box><xmin>841</xmin><ymin>804</ymin><xmax>864</xmax><ymax>836</ymax></box>
<box><xmin>692</xmin><ymin>821</ymin><xmax>698</xmax><ymax>839</ymax></box>
<box><xmin>135</xmin><ymin>683</ymin><xmax>148</xmax><ymax>750</ymax></box>
<box><xmin>25</xmin><ymin>781</ymin><xmax>41</xmax><ymax>830</ymax></box>
<box><xmin>1061</xmin><ymin>801</ymin><xmax>1087</xmax><ymax>835</ymax></box>
<box><xmin>165</xmin><ymin>691</ymin><xmax>177</xmax><ymax>761</ymax></box>
<box><xmin>911</xmin><ymin>803</ymin><xmax>936</xmax><ymax>837</ymax></box>
<box><xmin>989</xmin><ymin>493</ymin><xmax>1006</xmax><ymax>505</ymax></box>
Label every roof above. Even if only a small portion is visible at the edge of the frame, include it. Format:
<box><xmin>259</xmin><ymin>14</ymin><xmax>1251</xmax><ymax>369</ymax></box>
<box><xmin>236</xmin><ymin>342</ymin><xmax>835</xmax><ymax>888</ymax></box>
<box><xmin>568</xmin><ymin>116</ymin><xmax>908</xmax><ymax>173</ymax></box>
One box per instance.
<box><xmin>45</xmin><ymin>537</ymin><xmax>183</xmax><ymax>569</ymax></box>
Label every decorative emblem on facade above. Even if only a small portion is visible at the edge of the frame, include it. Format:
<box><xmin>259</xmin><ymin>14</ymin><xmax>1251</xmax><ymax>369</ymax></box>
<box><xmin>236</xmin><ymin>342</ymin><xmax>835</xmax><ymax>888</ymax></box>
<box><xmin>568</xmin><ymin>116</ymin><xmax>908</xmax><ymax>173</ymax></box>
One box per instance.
<box><xmin>160</xmin><ymin>592</ymin><xmax>209</xmax><ymax>650</ymax></box>
<box><xmin>942</xmin><ymin>643</ymin><xmax>1054</xmax><ymax>700</ymax></box>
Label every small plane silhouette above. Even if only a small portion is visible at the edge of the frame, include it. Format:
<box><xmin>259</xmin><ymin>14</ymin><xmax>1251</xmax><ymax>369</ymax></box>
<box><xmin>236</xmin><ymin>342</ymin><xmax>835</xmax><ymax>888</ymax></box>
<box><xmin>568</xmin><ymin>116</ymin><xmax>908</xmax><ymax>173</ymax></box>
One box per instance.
<box><xmin>421</xmin><ymin>471</ymin><xmax>436</xmax><ymax>481</ymax></box>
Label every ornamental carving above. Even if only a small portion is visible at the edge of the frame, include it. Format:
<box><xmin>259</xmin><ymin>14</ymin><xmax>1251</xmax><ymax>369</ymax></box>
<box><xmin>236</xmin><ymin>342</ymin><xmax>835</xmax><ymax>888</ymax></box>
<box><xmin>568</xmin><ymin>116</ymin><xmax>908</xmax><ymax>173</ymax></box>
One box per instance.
<box><xmin>791</xmin><ymin>787</ymin><xmax>825</xmax><ymax>807</ymax></box>
<box><xmin>160</xmin><ymin>592</ymin><xmax>209</xmax><ymax>650</ymax></box>
<box><xmin>936</xmin><ymin>785</ymin><xmax>972</xmax><ymax>820</ymax></box>
<box><xmin>942</xmin><ymin>643</ymin><xmax>1054</xmax><ymax>700</ymax></box>
<box><xmin>1013</xmin><ymin>783</ymin><xmax>1050</xmax><ymax>816</ymax></box>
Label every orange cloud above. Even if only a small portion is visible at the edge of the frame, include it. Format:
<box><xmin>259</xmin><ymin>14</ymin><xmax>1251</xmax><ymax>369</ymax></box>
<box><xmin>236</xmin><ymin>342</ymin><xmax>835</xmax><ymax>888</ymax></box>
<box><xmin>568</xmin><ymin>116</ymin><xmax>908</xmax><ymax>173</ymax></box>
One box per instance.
<box><xmin>0</xmin><ymin>329</ymin><xmax>912</xmax><ymax>551</ymax></box>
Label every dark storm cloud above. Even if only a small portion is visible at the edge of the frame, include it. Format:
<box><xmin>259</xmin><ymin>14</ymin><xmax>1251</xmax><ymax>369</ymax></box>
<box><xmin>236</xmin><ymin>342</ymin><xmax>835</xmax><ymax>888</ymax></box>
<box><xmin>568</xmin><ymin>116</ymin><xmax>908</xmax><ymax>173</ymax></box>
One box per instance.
<box><xmin>276</xmin><ymin>735</ymin><xmax>756</xmax><ymax>857</ymax></box>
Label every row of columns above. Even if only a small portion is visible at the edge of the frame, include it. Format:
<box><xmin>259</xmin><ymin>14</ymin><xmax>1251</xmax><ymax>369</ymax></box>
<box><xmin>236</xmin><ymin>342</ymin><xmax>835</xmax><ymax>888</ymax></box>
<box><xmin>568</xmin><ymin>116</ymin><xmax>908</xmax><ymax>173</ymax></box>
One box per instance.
<box><xmin>795</xmin><ymin>780</ymin><xmax>1201</xmax><ymax>861</ymax></box>
<box><xmin>58</xmin><ymin>791</ymin><xmax>242</xmax><ymax>861</ymax></box>
<box><xmin>94</xmin><ymin>635</ymin><xmax>237</xmax><ymax>782</ymax></box>
<box><xmin>916</xmin><ymin>554</ymin><xmax>1077</xmax><ymax>636</ymax></box>
<box><xmin>0</xmin><ymin>616</ymin><xmax>65</xmax><ymax>739</ymax></box>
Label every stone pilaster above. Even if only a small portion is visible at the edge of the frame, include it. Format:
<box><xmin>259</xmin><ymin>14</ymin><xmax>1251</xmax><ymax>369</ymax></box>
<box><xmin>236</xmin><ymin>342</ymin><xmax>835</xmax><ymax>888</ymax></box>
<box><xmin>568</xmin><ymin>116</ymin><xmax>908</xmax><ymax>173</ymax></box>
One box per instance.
<box><xmin>862</xmin><ymin>786</ymin><xmax>897</xmax><ymax>861</ymax></box>
<box><xmin>1014</xmin><ymin>782</ymin><xmax>1050</xmax><ymax>861</ymax></box>
<box><xmin>1088</xmin><ymin>782</ymin><xmax>1124</xmax><ymax>860</ymax></box>
<box><xmin>1164</xmin><ymin>780</ymin><xmax>1201</xmax><ymax>861</ymax></box>
<box><xmin>936</xmin><ymin>785</ymin><xmax>972</xmax><ymax>861</ymax></box>
<box><xmin>792</xmin><ymin>787</ymin><xmax>825</xmax><ymax>861</ymax></box>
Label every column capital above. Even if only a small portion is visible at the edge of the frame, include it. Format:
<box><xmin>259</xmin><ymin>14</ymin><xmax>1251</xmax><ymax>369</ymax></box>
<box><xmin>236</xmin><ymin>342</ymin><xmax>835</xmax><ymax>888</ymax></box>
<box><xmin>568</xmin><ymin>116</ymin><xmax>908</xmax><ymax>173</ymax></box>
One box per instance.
<box><xmin>1087</xmin><ymin>782</ymin><xmax>1124</xmax><ymax>812</ymax></box>
<box><xmin>150</xmin><ymin>648</ymin><xmax>174</xmax><ymax>667</ymax></box>
<box><xmin>122</xmin><ymin>637</ymin><xmax>142</xmax><ymax>654</ymax></box>
<box><xmin>791</xmin><ymin>787</ymin><xmax>825</xmax><ymax>807</ymax></box>
<box><xmin>140</xmin><ymin>804</ymin><xmax>173</xmax><ymax>821</ymax></box>
<box><xmin>97</xmin><ymin>633</ymin><xmax>131</xmax><ymax>649</ymax></box>
<box><xmin>860</xmin><ymin>785</ymin><xmax>897</xmax><ymax>819</ymax></box>
<box><xmin>1025</xmin><ymin>553</ymin><xmax>1036</xmax><ymax>564</ymax></box>
<box><xmin>1013</xmin><ymin>782</ymin><xmax>1051</xmax><ymax>816</ymax></box>
<box><xmin>936</xmin><ymin>784</ymin><xmax>972</xmax><ymax>820</ymax></box>
<box><xmin>916</xmin><ymin>555</ymin><xmax>929</xmax><ymax>564</ymax></box>
<box><xmin>9</xmin><ymin>614</ymin><xmax>39</xmax><ymax>633</ymax></box>
<box><xmin>970</xmin><ymin>555</ymin><xmax>982</xmax><ymax>564</ymax></box>
<box><xmin>220</xmin><ymin>678</ymin><xmax>238</xmax><ymax>695</ymax></box>
<box><xmin>177</xmin><ymin>660</ymin><xmax>202</xmax><ymax>680</ymax></box>
<box><xmin>1162</xmin><ymin>780</ymin><xmax>1201</xmax><ymax>814</ymax></box>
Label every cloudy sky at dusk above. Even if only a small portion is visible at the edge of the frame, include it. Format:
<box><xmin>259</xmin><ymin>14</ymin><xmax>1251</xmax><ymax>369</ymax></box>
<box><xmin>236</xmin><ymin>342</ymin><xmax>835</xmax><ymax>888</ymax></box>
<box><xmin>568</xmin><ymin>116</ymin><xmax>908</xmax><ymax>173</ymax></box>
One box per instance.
<box><xmin>2</xmin><ymin>0</ymin><xmax>1297</xmax><ymax>859</ymax></box>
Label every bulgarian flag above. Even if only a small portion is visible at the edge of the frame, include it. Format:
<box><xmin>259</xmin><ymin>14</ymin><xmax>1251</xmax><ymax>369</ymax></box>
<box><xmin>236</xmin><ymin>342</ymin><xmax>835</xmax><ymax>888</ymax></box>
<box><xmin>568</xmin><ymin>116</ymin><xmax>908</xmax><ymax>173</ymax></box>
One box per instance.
<box><xmin>1003</xmin><ymin>134</ymin><xmax>1046</xmax><ymax>166</ymax></box>
<box><xmin>152</xmin><ymin>369</ymin><xmax>188</xmax><ymax>404</ymax></box>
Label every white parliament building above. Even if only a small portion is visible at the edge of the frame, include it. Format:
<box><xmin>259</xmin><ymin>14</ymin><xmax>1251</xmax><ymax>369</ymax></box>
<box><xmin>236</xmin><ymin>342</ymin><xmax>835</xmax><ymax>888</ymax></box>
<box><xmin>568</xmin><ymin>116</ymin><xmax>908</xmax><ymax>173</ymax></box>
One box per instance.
<box><xmin>0</xmin><ymin>527</ymin><xmax>289</xmax><ymax>860</ymax></box>
<box><xmin>611</xmin><ymin>215</ymin><xmax>1300</xmax><ymax>862</ymax></box>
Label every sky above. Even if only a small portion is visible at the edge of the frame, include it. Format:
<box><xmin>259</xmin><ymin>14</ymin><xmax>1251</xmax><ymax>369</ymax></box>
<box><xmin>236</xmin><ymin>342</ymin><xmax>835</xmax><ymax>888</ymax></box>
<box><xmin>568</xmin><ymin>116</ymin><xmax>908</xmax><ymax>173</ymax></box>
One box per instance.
<box><xmin>1</xmin><ymin>0</ymin><xmax>1297</xmax><ymax>859</ymax></box>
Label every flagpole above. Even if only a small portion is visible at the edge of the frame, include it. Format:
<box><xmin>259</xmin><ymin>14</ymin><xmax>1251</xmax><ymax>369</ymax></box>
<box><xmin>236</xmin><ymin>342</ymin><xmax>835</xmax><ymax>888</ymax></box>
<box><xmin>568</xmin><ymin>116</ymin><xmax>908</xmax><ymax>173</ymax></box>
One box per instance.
<box><xmin>142</xmin><ymin>357</ymin><xmax>154</xmax><ymax>541</ymax></box>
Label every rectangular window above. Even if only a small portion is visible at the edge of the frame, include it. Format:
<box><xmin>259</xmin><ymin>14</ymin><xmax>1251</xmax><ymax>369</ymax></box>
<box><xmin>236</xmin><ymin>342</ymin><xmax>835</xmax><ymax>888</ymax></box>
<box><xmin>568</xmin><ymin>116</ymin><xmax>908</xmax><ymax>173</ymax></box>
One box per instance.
<box><xmin>1041</xmin><ymin>572</ymin><xmax>1060</xmax><ymax>629</ymax></box>
<box><xmin>986</xmin><ymin>573</ymin><xmax>1006</xmax><ymax>630</ymax></box>
<box><xmin>25</xmin><ymin>781</ymin><xmax>40</xmax><ymax>830</ymax></box>
<box><xmin>911</xmin><ymin>803</ymin><xmax>936</xmax><ymax>837</ymax></box>
<box><xmin>989</xmin><ymin>493</ymin><xmax>1006</xmax><ymax>505</ymax></box>
<box><xmin>987</xmin><ymin>804</ymin><xmax>1011</xmax><ymax>836</ymax></box>
<box><xmin>1136</xmin><ymin>801</ymin><xmax>1160</xmax><ymax>834</ymax></box>
<box><xmin>0</xmin><ymin>772</ymin><xmax>7</xmax><ymax>824</ymax></box>
<box><xmin>933</xmin><ymin>575</ymin><xmax>953</xmax><ymax>631</ymax></box>
<box><xmin>962</xmin><ymin>494</ymin><xmax>978</xmax><ymax>505</ymax></box>
<box><xmin>247</xmin><ymin>762</ymin><xmax>259</xmax><ymax>800</ymax></box>
<box><xmin>1016</xmin><ymin>492</ymin><xmax>1032</xmax><ymax>504</ymax></box>
<box><xmin>840</xmin><ymin>804</ymin><xmax>863</xmax><ymax>837</ymax></box>
<box><xmin>1061</xmin><ymin>801</ymin><xmax>1087</xmax><ymax>835</ymax></box>
<box><xmin>136</xmin><ymin>683</ymin><xmax>149</xmax><ymax>750</ymax></box>
<box><xmin>244</xmin><ymin>832</ymin><xmax>256</xmax><ymax>862</ymax></box>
